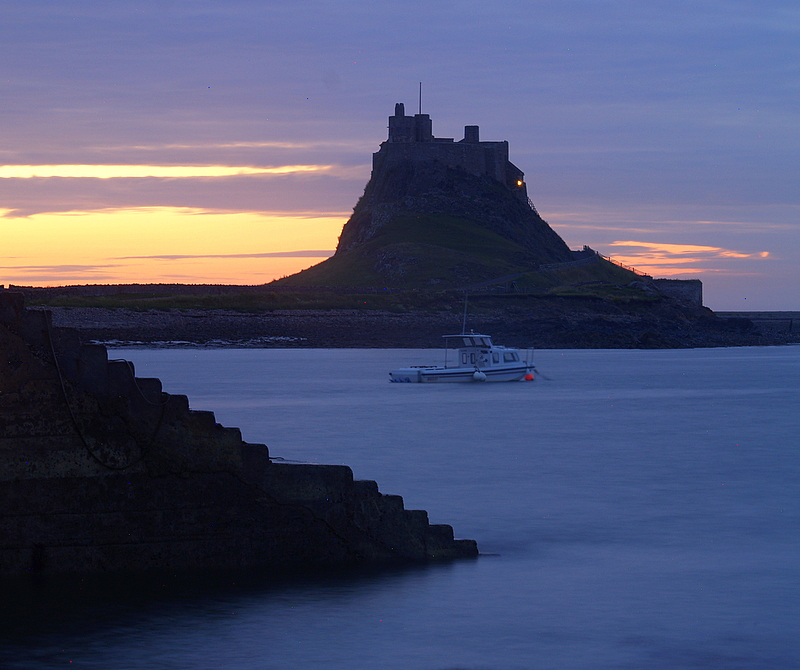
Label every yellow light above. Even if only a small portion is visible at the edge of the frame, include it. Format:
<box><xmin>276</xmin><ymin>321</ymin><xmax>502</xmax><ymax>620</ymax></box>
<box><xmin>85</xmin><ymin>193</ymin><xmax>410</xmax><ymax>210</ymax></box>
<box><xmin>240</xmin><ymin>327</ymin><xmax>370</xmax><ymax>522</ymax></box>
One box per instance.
<box><xmin>516</xmin><ymin>180</ymin><xmax>524</xmax><ymax>187</ymax></box>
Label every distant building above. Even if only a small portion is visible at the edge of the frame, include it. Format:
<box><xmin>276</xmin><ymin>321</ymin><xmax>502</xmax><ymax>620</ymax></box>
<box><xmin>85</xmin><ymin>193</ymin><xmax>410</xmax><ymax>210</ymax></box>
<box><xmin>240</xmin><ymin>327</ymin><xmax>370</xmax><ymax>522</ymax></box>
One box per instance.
<box><xmin>372</xmin><ymin>102</ymin><xmax>529</xmax><ymax>202</ymax></box>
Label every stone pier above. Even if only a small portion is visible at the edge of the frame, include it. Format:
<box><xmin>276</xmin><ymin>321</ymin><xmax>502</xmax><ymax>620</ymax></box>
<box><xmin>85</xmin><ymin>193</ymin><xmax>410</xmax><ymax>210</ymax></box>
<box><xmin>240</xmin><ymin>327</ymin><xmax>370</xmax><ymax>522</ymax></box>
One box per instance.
<box><xmin>0</xmin><ymin>292</ymin><xmax>477</xmax><ymax>576</ymax></box>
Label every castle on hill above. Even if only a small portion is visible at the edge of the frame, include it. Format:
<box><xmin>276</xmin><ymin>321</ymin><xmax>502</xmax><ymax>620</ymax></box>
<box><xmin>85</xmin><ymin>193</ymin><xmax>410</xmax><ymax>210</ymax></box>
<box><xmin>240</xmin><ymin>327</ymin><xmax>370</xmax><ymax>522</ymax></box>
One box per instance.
<box><xmin>277</xmin><ymin>100</ymin><xmax>703</xmax><ymax>306</ymax></box>
<box><xmin>373</xmin><ymin>103</ymin><xmax>529</xmax><ymax>203</ymax></box>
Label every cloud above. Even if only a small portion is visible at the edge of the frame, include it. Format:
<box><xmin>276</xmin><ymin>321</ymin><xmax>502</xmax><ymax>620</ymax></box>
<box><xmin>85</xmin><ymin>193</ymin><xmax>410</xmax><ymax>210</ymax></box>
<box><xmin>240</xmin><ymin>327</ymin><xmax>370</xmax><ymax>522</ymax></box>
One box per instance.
<box><xmin>0</xmin><ymin>263</ymin><xmax>124</xmax><ymax>284</ymax></box>
<box><xmin>603</xmin><ymin>240</ymin><xmax>771</xmax><ymax>276</ymax></box>
<box><xmin>116</xmin><ymin>250</ymin><xmax>334</xmax><ymax>260</ymax></box>
<box><xmin>0</xmin><ymin>264</ymin><xmax>121</xmax><ymax>272</ymax></box>
<box><xmin>0</xmin><ymin>164</ymin><xmax>334</xmax><ymax>179</ymax></box>
<box><xmin>105</xmin><ymin>141</ymin><xmax>374</xmax><ymax>151</ymax></box>
<box><xmin>609</xmin><ymin>240</ymin><xmax>770</xmax><ymax>260</ymax></box>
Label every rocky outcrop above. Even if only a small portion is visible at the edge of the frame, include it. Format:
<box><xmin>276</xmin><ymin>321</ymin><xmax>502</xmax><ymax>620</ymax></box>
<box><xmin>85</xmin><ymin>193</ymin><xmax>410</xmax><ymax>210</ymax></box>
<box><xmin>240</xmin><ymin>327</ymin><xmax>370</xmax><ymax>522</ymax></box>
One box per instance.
<box><xmin>337</xmin><ymin>159</ymin><xmax>572</xmax><ymax>263</ymax></box>
<box><xmin>275</xmin><ymin>160</ymin><xmax>572</xmax><ymax>290</ymax></box>
<box><xmin>278</xmin><ymin>159</ymin><xmax>573</xmax><ymax>288</ymax></box>
<box><xmin>0</xmin><ymin>293</ymin><xmax>477</xmax><ymax>575</ymax></box>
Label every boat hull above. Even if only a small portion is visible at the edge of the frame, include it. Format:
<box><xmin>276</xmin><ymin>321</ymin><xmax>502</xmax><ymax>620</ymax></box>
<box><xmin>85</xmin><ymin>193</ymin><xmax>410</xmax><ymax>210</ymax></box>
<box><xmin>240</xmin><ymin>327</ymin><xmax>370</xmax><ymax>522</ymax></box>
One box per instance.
<box><xmin>390</xmin><ymin>366</ymin><xmax>531</xmax><ymax>383</ymax></box>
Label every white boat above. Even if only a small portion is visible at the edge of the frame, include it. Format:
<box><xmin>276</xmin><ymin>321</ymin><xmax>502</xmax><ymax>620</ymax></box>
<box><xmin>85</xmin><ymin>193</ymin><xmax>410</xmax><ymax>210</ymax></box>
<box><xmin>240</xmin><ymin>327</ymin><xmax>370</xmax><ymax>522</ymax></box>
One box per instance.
<box><xmin>389</xmin><ymin>333</ymin><xmax>536</xmax><ymax>383</ymax></box>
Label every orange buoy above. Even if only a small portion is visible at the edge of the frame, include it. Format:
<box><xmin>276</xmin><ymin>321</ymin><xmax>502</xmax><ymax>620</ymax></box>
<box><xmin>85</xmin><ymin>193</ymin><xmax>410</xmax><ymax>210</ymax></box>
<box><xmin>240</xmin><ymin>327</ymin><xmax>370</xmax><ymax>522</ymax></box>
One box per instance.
<box><xmin>524</xmin><ymin>373</ymin><xmax>534</xmax><ymax>381</ymax></box>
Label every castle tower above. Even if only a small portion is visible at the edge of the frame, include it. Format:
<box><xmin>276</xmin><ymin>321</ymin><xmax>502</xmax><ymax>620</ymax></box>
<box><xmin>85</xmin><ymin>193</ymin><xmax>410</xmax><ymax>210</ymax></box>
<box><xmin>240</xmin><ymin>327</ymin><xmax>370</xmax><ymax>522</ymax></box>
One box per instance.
<box><xmin>376</xmin><ymin>103</ymin><xmax>528</xmax><ymax>202</ymax></box>
<box><xmin>388</xmin><ymin>103</ymin><xmax>415</xmax><ymax>142</ymax></box>
<box><xmin>388</xmin><ymin>103</ymin><xmax>434</xmax><ymax>143</ymax></box>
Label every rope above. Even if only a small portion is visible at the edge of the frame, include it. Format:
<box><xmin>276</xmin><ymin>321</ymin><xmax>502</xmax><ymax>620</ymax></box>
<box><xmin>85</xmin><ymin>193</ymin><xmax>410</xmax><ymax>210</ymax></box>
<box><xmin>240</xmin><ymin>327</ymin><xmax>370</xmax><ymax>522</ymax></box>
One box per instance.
<box><xmin>108</xmin><ymin>359</ymin><xmax>170</xmax><ymax>406</ymax></box>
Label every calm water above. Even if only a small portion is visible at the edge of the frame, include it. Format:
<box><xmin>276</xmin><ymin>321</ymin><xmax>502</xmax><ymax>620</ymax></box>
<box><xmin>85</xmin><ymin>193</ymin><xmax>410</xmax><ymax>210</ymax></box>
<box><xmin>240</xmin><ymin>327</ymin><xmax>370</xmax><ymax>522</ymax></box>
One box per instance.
<box><xmin>3</xmin><ymin>346</ymin><xmax>799</xmax><ymax>669</ymax></box>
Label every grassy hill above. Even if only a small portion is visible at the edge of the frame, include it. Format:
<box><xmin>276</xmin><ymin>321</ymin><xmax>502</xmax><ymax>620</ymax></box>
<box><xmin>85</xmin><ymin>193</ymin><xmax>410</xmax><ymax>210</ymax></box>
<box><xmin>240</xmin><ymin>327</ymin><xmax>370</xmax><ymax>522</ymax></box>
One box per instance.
<box><xmin>275</xmin><ymin>213</ymin><xmax>547</xmax><ymax>288</ymax></box>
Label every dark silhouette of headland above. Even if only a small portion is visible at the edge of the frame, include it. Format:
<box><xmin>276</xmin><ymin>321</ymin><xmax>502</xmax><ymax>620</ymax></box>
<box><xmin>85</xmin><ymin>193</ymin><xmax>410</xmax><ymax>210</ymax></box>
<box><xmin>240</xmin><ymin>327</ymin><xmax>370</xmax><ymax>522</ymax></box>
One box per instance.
<box><xmin>278</xmin><ymin>102</ymin><xmax>595</xmax><ymax>288</ymax></box>
<box><xmin>7</xmin><ymin>102</ymin><xmax>798</xmax><ymax>348</ymax></box>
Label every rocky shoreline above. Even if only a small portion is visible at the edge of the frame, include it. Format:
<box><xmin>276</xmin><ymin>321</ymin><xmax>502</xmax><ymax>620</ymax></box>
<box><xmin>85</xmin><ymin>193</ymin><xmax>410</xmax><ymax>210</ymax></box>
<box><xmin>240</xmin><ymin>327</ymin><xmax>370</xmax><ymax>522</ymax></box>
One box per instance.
<box><xmin>46</xmin><ymin>304</ymin><xmax>799</xmax><ymax>349</ymax></box>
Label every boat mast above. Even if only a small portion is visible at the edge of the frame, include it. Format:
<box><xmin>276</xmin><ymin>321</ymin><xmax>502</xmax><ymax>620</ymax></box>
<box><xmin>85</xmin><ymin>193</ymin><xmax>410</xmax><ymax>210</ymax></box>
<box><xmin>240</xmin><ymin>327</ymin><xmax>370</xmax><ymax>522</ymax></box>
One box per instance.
<box><xmin>461</xmin><ymin>293</ymin><xmax>468</xmax><ymax>335</ymax></box>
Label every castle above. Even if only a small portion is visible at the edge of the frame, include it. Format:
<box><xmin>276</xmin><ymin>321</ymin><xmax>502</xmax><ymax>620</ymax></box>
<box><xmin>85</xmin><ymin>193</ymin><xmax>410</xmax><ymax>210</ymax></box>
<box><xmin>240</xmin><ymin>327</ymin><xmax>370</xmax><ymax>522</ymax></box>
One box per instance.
<box><xmin>372</xmin><ymin>103</ymin><xmax>529</xmax><ymax>203</ymax></box>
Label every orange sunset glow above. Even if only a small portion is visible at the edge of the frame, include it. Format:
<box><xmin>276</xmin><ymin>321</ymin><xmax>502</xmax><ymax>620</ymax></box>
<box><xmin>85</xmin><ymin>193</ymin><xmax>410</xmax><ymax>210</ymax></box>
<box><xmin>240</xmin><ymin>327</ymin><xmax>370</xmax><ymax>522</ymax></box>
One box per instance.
<box><xmin>0</xmin><ymin>207</ymin><xmax>342</xmax><ymax>286</ymax></box>
<box><xmin>604</xmin><ymin>241</ymin><xmax>771</xmax><ymax>277</ymax></box>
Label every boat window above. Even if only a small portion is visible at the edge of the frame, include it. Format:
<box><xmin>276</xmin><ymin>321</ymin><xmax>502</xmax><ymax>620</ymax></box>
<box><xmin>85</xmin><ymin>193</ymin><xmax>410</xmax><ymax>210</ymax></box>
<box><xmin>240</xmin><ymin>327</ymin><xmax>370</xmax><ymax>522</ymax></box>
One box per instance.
<box><xmin>492</xmin><ymin>353</ymin><xmax>500</xmax><ymax>364</ymax></box>
<box><xmin>476</xmin><ymin>337</ymin><xmax>489</xmax><ymax>347</ymax></box>
<box><xmin>503</xmin><ymin>352</ymin><xmax>520</xmax><ymax>362</ymax></box>
<box><xmin>462</xmin><ymin>337</ymin><xmax>473</xmax><ymax>347</ymax></box>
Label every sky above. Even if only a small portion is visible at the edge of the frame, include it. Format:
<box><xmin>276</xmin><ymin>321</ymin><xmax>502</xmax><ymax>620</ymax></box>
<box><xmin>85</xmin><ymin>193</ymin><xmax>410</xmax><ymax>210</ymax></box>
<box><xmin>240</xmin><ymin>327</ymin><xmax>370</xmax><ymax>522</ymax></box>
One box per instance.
<box><xmin>1</xmin><ymin>1</ymin><xmax>798</xmax><ymax>310</ymax></box>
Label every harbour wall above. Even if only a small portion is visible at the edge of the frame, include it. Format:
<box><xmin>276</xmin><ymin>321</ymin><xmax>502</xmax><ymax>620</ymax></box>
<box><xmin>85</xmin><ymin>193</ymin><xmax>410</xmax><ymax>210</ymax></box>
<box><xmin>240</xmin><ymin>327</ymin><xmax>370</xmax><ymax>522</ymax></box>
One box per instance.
<box><xmin>715</xmin><ymin>311</ymin><xmax>799</xmax><ymax>333</ymax></box>
<box><xmin>0</xmin><ymin>293</ymin><xmax>477</xmax><ymax>575</ymax></box>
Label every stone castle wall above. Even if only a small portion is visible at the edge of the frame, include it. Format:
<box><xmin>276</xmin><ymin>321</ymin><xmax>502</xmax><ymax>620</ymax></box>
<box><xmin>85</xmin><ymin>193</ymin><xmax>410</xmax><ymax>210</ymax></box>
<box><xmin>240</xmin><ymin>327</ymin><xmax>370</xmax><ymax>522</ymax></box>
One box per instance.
<box><xmin>376</xmin><ymin>103</ymin><xmax>528</xmax><ymax>200</ymax></box>
<box><xmin>374</xmin><ymin>139</ymin><xmax>512</xmax><ymax>184</ymax></box>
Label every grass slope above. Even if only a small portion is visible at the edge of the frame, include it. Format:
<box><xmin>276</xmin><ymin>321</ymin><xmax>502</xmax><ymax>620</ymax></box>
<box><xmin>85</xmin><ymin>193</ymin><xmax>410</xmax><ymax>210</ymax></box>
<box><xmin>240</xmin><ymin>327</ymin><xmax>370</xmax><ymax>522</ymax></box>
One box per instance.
<box><xmin>276</xmin><ymin>214</ymin><xmax>540</xmax><ymax>288</ymax></box>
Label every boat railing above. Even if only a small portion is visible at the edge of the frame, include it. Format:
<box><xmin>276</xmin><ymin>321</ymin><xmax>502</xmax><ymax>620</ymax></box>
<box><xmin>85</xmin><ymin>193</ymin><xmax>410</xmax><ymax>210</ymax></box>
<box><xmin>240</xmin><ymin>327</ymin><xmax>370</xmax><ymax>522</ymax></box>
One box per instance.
<box><xmin>524</xmin><ymin>348</ymin><xmax>535</xmax><ymax>368</ymax></box>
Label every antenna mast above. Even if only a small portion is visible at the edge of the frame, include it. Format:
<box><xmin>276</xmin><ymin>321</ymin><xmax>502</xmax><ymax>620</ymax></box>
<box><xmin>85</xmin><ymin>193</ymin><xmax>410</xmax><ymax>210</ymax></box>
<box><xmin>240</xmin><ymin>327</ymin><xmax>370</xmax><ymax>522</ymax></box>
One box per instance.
<box><xmin>418</xmin><ymin>82</ymin><xmax>422</xmax><ymax>114</ymax></box>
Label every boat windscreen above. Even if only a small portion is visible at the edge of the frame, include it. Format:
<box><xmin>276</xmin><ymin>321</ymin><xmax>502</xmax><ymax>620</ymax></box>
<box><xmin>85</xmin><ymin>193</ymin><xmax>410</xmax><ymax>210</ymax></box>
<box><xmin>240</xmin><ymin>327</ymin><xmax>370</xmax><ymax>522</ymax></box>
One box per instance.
<box><xmin>443</xmin><ymin>335</ymin><xmax>492</xmax><ymax>347</ymax></box>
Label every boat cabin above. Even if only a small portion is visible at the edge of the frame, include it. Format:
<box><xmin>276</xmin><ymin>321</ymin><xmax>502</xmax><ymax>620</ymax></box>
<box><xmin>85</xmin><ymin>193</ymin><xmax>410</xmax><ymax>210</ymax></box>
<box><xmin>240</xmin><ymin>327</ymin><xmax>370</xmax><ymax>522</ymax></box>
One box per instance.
<box><xmin>443</xmin><ymin>334</ymin><xmax>523</xmax><ymax>369</ymax></box>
